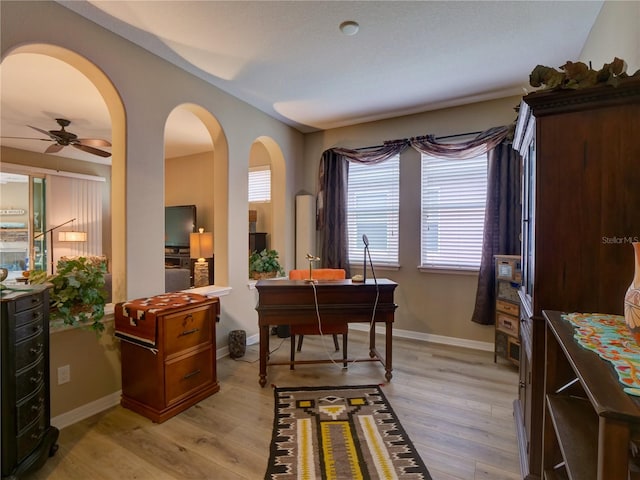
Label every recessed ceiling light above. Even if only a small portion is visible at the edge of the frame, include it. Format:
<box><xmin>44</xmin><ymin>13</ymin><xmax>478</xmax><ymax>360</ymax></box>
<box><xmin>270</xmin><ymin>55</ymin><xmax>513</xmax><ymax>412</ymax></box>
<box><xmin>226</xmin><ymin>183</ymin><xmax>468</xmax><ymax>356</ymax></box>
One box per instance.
<box><xmin>339</xmin><ymin>20</ymin><xmax>359</xmax><ymax>36</ymax></box>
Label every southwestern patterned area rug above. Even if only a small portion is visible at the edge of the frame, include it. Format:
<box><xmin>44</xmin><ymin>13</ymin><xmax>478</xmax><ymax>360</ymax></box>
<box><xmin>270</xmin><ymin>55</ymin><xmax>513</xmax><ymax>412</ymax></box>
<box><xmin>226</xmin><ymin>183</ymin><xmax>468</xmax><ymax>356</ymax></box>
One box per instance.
<box><xmin>265</xmin><ymin>385</ymin><xmax>432</xmax><ymax>480</ymax></box>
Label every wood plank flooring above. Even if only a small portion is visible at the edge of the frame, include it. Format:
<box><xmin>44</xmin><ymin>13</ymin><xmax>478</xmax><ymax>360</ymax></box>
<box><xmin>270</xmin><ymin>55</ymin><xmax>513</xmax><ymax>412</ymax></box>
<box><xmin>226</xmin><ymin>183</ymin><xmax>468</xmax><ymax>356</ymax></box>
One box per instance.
<box><xmin>28</xmin><ymin>331</ymin><xmax>521</xmax><ymax>480</ymax></box>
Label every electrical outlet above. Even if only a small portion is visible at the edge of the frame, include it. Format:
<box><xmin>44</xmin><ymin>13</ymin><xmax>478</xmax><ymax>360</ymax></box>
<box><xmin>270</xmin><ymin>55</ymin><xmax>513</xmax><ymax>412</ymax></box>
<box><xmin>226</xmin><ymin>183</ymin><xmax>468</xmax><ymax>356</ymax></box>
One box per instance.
<box><xmin>57</xmin><ymin>365</ymin><xmax>70</xmax><ymax>385</ymax></box>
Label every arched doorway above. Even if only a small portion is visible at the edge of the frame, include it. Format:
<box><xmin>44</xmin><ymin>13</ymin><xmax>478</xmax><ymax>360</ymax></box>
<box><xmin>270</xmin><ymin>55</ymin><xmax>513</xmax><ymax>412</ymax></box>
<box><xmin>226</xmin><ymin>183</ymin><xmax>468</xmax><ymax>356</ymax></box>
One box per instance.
<box><xmin>250</xmin><ymin>136</ymin><xmax>286</xmax><ymax>264</ymax></box>
<box><xmin>164</xmin><ymin>104</ymin><xmax>229</xmax><ymax>286</ymax></box>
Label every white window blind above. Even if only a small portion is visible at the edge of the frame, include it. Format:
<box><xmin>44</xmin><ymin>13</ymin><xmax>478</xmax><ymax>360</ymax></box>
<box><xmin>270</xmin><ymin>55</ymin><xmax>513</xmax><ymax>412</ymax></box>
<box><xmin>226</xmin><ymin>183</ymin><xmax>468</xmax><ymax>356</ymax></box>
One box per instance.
<box><xmin>347</xmin><ymin>156</ymin><xmax>399</xmax><ymax>265</ymax></box>
<box><xmin>421</xmin><ymin>153</ymin><xmax>487</xmax><ymax>270</ymax></box>
<box><xmin>46</xmin><ymin>174</ymin><xmax>104</xmax><ymax>270</ymax></box>
<box><xmin>248</xmin><ymin>166</ymin><xmax>271</xmax><ymax>202</ymax></box>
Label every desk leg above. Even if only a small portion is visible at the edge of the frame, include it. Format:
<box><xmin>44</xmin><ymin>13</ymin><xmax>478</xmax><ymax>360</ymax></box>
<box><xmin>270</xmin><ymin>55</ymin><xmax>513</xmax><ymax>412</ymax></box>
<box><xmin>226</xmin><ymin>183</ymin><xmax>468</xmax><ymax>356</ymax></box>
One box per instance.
<box><xmin>369</xmin><ymin>324</ymin><xmax>376</xmax><ymax>358</ymax></box>
<box><xmin>385</xmin><ymin>320</ymin><xmax>393</xmax><ymax>382</ymax></box>
<box><xmin>259</xmin><ymin>325</ymin><xmax>268</xmax><ymax>387</ymax></box>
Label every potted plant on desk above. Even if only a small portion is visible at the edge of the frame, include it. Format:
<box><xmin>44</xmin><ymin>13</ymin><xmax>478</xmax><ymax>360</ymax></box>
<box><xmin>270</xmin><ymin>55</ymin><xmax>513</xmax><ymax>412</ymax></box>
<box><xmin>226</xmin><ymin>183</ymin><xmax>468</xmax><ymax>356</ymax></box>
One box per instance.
<box><xmin>249</xmin><ymin>249</ymin><xmax>285</xmax><ymax>280</ymax></box>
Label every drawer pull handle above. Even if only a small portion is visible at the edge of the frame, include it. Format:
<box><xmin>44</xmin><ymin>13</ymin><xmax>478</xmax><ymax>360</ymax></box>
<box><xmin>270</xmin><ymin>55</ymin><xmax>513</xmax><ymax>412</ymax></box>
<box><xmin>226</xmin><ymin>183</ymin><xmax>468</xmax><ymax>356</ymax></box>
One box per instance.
<box><xmin>183</xmin><ymin>369</ymin><xmax>201</xmax><ymax>380</ymax></box>
<box><xmin>179</xmin><ymin>328</ymin><xmax>200</xmax><ymax>337</ymax></box>
<box><xmin>29</xmin><ymin>343</ymin><xmax>44</xmax><ymax>355</ymax></box>
<box><xmin>31</xmin><ymin>398</ymin><xmax>44</xmax><ymax>412</ymax></box>
<box><xmin>33</xmin><ymin>324</ymin><xmax>43</xmax><ymax>334</ymax></box>
<box><xmin>30</xmin><ymin>371</ymin><xmax>44</xmax><ymax>384</ymax></box>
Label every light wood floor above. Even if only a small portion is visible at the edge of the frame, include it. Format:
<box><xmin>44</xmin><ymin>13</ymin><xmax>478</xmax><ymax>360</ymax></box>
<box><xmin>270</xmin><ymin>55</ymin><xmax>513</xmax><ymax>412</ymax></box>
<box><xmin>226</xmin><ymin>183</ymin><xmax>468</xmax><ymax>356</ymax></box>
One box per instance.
<box><xmin>28</xmin><ymin>331</ymin><xmax>521</xmax><ymax>480</ymax></box>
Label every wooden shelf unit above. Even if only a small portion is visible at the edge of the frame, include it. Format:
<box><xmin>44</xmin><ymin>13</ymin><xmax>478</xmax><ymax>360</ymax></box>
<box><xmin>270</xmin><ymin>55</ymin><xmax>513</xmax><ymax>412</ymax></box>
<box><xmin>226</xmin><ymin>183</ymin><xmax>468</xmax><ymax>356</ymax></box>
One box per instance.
<box><xmin>494</xmin><ymin>255</ymin><xmax>521</xmax><ymax>365</ymax></box>
<box><xmin>543</xmin><ymin>310</ymin><xmax>640</xmax><ymax>480</ymax></box>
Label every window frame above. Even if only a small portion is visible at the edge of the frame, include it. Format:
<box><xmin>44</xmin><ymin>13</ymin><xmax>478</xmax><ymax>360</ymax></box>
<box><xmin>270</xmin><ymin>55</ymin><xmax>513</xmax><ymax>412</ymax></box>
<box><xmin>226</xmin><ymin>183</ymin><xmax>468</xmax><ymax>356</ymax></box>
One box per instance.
<box><xmin>346</xmin><ymin>155</ymin><xmax>400</xmax><ymax>268</ymax></box>
<box><xmin>419</xmin><ymin>151</ymin><xmax>488</xmax><ymax>273</ymax></box>
<box><xmin>248</xmin><ymin>165</ymin><xmax>271</xmax><ymax>203</ymax></box>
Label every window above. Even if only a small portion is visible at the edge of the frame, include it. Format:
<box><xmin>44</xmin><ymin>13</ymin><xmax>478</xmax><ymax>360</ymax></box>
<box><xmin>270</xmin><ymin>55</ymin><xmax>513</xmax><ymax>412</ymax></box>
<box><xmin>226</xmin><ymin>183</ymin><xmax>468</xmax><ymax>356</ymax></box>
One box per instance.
<box><xmin>347</xmin><ymin>155</ymin><xmax>399</xmax><ymax>266</ymax></box>
<box><xmin>248</xmin><ymin>166</ymin><xmax>271</xmax><ymax>202</ymax></box>
<box><xmin>421</xmin><ymin>153</ymin><xmax>487</xmax><ymax>270</ymax></box>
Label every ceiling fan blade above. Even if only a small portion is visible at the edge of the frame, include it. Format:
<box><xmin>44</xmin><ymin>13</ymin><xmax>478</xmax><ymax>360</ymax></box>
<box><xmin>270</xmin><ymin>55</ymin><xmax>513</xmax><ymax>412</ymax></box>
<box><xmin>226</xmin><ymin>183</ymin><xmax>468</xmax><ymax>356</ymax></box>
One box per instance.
<box><xmin>0</xmin><ymin>136</ymin><xmax>53</xmax><ymax>142</ymax></box>
<box><xmin>27</xmin><ymin>125</ymin><xmax>59</xmax><ymax>140</ymax></box>
<box><xmin>76</xmin><ymin>138</ymin><xmax>112</xmax><ymax>147</ymax></box>
<box><xmin>72</xmin><ymin>143</ymin><xmax>112</xmax><ymax>158</ymax></box>
<box><xmin>45</xmin><ymin>143</ymin><xmax>64</xmax><ymax>154</ymax></box>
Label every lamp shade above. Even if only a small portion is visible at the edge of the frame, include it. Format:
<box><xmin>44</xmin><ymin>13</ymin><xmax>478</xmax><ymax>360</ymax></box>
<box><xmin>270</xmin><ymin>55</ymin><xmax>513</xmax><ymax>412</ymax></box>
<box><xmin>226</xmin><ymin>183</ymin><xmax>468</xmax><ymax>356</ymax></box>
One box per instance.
<box><xmin>58</xmin><ymin>231</ymin><xmax>87</xmax><ymax>242</ymax></box>
<box><xmin>190</xmin><ymin>231</ymin><xmax>213</xmax><ymax>259</ymax></box>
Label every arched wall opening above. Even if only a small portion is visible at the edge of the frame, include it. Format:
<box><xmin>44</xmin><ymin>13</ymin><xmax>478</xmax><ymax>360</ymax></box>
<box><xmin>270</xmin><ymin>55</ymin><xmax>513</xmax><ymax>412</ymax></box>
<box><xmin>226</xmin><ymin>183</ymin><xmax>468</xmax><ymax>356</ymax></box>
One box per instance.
<box><xmin>250</xmin><ymin>136</ymin><xmax>286</xmax><ymax>263</ymax></box>
<box><xmin>164</xmin><ymin>104</ymin><xmax>229</xmax><ymax>286</ymax></box>
<box><xmin>1</xmin><ymin>43</ymin><xmax>127</xmax><ymax>302</ymax></box>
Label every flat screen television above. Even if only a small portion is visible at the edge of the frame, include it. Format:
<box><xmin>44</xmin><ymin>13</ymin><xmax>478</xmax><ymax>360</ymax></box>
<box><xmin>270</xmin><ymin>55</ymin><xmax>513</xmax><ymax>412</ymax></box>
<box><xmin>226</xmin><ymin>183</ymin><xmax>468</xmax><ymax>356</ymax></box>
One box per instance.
<box><xmin>165</xmin><ymin>205</ymin><xmax>196</xmax><ymax>248</ymax></box>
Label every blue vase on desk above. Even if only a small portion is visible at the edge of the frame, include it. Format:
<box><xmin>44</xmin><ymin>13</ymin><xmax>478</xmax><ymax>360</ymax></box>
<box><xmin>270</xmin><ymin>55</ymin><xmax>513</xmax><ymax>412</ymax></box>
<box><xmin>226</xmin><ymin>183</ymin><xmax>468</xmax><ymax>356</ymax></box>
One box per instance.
<box><xmin>624</xmin><ymin>242</ymin><xmax>640</xmax><ymax>344</ymax></box>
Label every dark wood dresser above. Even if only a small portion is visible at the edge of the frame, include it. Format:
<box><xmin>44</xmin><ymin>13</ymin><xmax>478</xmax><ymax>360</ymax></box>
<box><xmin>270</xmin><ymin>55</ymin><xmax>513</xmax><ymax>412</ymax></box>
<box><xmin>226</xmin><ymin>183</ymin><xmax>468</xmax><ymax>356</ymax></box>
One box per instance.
<box><xmin>512</xmin><ymin>77</ymin><xmax>640</xmax><ymax>479</ymax></box>
<box><xmin>115</xmin><ymin>294</ymin><xmax>220</xmax><ymax>423</ymax></box>
<box><xmin>1</xmin><ymin>285</ymin><xmax>59</xmax><ymax>479</ymax></box>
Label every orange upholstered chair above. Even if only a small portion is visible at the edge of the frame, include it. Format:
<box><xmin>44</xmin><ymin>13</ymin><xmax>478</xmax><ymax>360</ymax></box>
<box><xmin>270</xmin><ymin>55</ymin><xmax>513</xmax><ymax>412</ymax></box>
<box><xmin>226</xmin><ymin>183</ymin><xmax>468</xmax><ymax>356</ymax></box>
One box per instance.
<box><xmin>288</xmin><ymin>268</ymin><xmax>348</xmax><ymax>369</ymax></box>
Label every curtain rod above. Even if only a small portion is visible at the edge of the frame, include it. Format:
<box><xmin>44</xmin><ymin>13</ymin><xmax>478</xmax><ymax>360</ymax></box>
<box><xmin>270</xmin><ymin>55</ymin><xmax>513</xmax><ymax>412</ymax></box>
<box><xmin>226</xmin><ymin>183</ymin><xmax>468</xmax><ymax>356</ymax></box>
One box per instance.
<box><xmin>353</xmin><ymin>130</ymin><xmax>484</xmax><ymax>151</ymax></box>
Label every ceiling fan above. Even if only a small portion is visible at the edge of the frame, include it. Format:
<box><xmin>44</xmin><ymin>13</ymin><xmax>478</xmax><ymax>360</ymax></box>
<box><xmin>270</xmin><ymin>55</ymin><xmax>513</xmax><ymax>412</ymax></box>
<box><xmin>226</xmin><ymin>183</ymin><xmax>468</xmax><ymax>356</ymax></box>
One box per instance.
<box><xmin>3</xmin><ymin>118</ymin><xmax>111</xmax><ymax>158</ymax></box>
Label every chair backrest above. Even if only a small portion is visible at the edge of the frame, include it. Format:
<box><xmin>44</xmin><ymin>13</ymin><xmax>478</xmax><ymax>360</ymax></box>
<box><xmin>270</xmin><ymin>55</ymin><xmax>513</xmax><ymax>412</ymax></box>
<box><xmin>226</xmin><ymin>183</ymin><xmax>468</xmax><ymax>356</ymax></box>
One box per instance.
<box><xmin>289</xmin><ymin>268</ymin><xmax>346</xmax><ymax>280</ymax></box>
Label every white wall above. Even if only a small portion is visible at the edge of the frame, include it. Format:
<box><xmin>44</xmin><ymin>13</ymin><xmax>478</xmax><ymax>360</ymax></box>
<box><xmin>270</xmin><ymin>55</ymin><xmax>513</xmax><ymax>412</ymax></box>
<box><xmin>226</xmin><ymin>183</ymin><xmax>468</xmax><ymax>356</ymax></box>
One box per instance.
<box><xmin>579</xmin><ymin>1</ymin><xmax>640</xmax><ymax>73</ymax></box>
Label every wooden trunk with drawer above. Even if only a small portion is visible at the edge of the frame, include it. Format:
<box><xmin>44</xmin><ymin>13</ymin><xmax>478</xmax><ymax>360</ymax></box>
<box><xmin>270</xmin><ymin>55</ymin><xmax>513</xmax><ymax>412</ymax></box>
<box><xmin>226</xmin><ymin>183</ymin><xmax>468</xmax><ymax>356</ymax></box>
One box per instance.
<box><xmin>117</xmin><ymin>296</ymin><xmax>220</xmax><ymax>423</ymax></box>
<box><xmin>1</xmin><ymin>285</ymin><xmax>59</xmax><ymax>479</ymax></box>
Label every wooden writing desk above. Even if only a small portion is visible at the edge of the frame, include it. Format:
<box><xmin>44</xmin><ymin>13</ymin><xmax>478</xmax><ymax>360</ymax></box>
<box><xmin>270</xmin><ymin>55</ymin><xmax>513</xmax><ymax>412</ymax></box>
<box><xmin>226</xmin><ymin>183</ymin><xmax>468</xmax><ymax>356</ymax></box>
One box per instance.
<box><xmin>255</xmin><ymin>278</ymin><xmax>397</xmax><ymax>387</ymax></box>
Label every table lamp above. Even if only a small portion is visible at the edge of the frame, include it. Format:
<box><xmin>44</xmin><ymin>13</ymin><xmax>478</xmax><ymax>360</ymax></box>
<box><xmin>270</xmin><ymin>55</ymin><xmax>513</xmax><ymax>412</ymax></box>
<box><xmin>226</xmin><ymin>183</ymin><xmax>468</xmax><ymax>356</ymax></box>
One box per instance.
<box><xmin>190</xmin><ymin>228</ymin><xmax>213</xmax><ymax>287</ymax></box>
<box><xmin>305</xmin><ymin>253</ymin><xmax>320</xmax><ymax>283</ymax></box>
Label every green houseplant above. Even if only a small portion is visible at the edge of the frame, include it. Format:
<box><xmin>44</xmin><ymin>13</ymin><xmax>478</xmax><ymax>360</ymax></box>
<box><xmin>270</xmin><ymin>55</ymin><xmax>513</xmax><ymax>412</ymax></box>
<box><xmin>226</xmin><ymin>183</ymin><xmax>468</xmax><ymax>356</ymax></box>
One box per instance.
<box><xmin>29</xmin><ymin>256</ymin><xmax>108</xmax><ymax>333</ymax></box>
<box><xmin>249</xmin><ymin>249</ymin><xmax>284</xmax><ymax>280</ymax></box>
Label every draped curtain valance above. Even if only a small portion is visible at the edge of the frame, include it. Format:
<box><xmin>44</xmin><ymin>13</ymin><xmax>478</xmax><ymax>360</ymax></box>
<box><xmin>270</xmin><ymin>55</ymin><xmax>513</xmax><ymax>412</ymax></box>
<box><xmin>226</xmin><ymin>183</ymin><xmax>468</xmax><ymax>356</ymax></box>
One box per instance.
<box><xmin>316</xmin><ymin>124</ymin><xmax>519</xmax><ymax>326</ymax></box>
<box><xmin>327</xmin><ymin>124</ymin><xmax>510</xmax><ymax>165</ymax></box>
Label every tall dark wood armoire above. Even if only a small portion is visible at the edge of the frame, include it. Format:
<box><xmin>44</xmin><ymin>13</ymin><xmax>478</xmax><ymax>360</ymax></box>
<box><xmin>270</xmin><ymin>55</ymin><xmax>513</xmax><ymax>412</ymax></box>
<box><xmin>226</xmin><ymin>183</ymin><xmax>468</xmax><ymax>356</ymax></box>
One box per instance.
<box><xmin>513</xmin><ymin>77</ymin><xmax>640</xmax><ymax>479</ymax></box>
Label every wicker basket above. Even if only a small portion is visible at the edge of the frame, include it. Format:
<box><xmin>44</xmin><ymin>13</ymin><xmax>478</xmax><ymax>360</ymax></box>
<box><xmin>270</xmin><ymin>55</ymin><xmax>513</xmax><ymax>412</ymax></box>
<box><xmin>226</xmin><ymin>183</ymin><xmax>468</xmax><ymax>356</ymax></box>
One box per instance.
<box><xmin>251</xmin><ymin>271</ymin><xmax>277</xmax><ymax>280</ymax></box>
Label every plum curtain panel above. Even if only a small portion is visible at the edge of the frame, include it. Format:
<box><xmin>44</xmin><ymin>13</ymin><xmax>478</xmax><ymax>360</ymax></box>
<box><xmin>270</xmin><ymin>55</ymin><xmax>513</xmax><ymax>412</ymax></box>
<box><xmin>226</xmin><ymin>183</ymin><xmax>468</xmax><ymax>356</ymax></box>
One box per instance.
<box><xmin>470</xmin><ymin>139</ymin><xmax>522</xmax><ymax>325</ymax></box>
<box><xmin>316</xmin><ymin>149</ymin><xmax>350</xmax><ymax>275</ymax></box>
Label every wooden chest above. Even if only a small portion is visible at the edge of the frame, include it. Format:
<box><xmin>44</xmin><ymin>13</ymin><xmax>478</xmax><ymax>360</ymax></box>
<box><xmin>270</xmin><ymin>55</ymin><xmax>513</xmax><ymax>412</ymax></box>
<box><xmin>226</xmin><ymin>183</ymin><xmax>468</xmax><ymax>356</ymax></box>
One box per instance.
<box><xmin>1</xmin><ymin>285</ymin><xmax>59</xmax><ymax>478</ymax></box>
<box><xmin>116</xmin><ymin>293</ymin><xmax>220</xmax><ymax>423</ymax></box>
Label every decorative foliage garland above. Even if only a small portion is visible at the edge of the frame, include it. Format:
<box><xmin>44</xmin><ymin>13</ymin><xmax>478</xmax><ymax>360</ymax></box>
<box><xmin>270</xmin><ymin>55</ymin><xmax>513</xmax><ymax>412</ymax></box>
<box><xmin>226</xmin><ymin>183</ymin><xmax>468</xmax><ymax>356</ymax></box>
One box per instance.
<box><xmin>529</xmin><ymin>57</ymin><xmax>640</xmax><ymax>91</ymax></box>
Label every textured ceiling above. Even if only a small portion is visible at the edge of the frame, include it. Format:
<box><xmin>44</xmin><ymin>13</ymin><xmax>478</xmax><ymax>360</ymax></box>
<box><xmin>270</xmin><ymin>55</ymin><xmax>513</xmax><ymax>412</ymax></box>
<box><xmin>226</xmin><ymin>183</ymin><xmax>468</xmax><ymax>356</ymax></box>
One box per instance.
<box><xmin>0</xmin><ymin>1</ymin><xmax>604</xmax><ymax>162</ymax></box>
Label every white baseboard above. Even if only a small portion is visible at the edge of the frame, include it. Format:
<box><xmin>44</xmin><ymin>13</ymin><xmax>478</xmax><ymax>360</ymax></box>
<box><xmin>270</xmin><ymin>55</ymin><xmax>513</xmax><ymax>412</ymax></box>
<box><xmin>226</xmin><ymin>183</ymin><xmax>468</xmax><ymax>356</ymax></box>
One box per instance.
<box><xmin>51</xmin><ymin>390</ymin><xmax>122</xmax><ymax>430</ymax></box>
